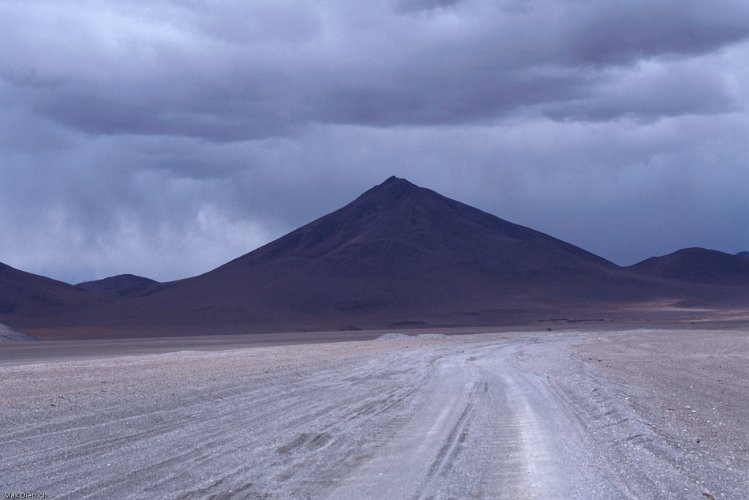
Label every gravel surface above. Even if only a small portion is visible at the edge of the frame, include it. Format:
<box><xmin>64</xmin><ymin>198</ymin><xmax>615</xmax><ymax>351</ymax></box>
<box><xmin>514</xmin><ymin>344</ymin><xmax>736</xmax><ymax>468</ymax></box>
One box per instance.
<box><xmin>1</xmin><ymin>328</ymin><xmax>747</xmax><ymax>499</ymax></box>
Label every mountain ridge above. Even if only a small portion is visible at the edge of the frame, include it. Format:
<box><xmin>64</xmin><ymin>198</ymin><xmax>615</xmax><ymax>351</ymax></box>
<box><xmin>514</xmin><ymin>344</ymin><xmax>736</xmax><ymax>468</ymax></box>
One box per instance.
<box><xmin>1</xmin><ymin>177</ymin><xmax>747</xmax><ymax>338</ymax></box>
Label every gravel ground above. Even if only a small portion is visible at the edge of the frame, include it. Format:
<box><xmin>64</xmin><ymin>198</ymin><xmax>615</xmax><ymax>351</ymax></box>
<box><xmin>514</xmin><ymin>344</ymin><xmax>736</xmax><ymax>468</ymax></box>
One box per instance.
<box><xmin>1</xmin><ymin>328</ymin><xmax>747</xmax><ymax>499</ymax></box>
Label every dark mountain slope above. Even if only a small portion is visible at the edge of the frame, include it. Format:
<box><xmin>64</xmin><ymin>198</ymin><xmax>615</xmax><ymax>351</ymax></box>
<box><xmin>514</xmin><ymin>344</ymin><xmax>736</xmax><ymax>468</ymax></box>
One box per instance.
<box><xmin>0</xmin><ymin>262</ymin><xmax>111</xmax><ymax>327</ymax></box>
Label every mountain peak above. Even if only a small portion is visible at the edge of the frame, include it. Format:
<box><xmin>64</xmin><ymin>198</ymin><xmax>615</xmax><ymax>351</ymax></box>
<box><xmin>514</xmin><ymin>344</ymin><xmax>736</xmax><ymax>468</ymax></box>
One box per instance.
<box><xmin>376</xmin><ymin>175</ymin><xmax>420</xmax><ymax>192</ymax></box>
<box><xmin>382</xmin><ymin>175</ymin><xmax>409</xmax><ymax>184</ymax></box>
<box><xmin>357</xmin><ymin>176</ymin><xmax>426</xmax><ymax>206</ymax></box>
<box><xmin>220</xmin><ymin>174</ymin><xmax>616</xmax><ymax>277</ymax></box>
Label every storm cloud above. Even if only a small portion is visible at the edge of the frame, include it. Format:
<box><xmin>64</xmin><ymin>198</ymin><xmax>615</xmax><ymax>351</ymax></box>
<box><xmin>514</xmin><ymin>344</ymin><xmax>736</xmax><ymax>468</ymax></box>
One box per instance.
<box><xmin>1</xmin><ymin>0</ymin><xmax>748</xmax><ymax>283</ymax></box>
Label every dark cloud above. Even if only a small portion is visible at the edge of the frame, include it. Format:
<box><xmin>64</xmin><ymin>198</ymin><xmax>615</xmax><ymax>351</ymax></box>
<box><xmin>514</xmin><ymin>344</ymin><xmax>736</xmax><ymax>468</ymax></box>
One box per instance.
<box><xmin>563</xmin><ymin>2</ymin><xmax>749</xmax><ymax>65</ymax></box>
<box><xmin>4</xmin><ymin>0</ymin><xmax>747</xmax><ymax>138</ymax></box>
<box><xmin>0</xmin><ymin>1</ymin><xmax>747</xmax><ymax>282</ymax></box>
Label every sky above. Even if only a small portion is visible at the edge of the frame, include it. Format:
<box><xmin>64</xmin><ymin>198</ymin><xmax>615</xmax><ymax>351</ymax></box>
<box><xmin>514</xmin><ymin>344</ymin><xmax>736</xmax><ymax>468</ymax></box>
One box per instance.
<box><xmin>1</xmin><ymin>0</ymin><xmax>748</xmax><ymax>284</ymax></box>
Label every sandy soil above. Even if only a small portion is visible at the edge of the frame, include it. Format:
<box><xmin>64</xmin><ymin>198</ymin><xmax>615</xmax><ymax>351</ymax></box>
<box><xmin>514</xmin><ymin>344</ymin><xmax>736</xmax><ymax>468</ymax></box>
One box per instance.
<box><xmin>1</xmin><ymin>328</ymin><xmax>748</xmax><ymax>499</ymax></box>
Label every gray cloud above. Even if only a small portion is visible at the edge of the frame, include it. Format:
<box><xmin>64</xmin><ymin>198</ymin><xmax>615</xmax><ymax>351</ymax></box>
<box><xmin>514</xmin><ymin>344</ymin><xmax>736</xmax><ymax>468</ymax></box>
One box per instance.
<box><xmin>0</xmin><ymin>1</ymin><xmax>748</xmax><ymax>282</ymax></box>
<box><xmin>4</xmin><ymin>1</ymin><xmax>748</xmax><ymax>137</ymax></box>
<box><xmin>561</xmin><ymin>2</ymin><xmax>749</xmax><ymax>65</ymax></box>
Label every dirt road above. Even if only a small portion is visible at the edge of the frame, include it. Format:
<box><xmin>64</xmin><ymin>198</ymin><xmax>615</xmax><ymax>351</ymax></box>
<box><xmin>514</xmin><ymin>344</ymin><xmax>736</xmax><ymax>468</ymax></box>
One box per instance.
<box><xmin>2</xmin><ymin>329</ymin><xmax>747</xmax><ymax>498</ymax></box>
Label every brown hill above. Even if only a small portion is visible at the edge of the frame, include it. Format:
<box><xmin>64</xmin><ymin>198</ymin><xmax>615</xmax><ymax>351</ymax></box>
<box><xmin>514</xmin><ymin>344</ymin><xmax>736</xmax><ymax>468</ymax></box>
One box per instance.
<box><xmin>628</xmin><ymin>248</ymin><xmax>749</xmax><ymax>286</ymax></box>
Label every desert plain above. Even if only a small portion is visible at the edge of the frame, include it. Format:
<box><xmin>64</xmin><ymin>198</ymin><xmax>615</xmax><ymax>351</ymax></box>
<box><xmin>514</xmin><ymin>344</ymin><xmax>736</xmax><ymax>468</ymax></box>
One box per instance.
<box><xmin>2</xmin><ymin>324</ymin><xmax>748</xmax><ymax>499</ymax></box>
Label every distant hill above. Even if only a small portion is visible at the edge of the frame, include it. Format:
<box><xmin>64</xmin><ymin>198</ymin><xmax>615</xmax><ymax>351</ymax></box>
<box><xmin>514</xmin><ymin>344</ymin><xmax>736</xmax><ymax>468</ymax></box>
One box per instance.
<box><xmin>628</xmin><ymin>248</ymin><xmax>749</xmax><ymax>286</ymax></box>
<box><xmin>737</xmin><ymin>251</ymin><xmax>749</xmax><ymax>258</ymax></box>
<box><xmin>77</xmin><ymin>274</ymin><xmax>159</xmax><ymax>297</ymax></box>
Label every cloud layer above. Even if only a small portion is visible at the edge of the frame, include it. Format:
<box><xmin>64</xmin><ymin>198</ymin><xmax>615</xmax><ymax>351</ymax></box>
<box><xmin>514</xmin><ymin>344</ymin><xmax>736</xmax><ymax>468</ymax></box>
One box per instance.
<box><xmin>1</xmin><ymin>0</ymin><xmax>748</xmax><ymax>282</ymax></box>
